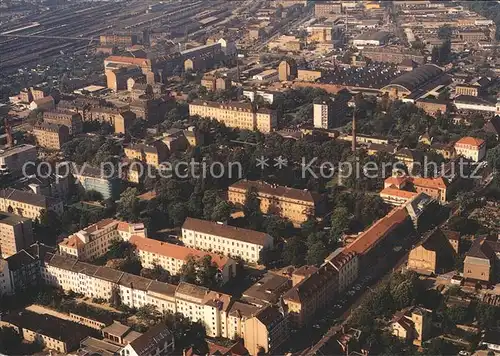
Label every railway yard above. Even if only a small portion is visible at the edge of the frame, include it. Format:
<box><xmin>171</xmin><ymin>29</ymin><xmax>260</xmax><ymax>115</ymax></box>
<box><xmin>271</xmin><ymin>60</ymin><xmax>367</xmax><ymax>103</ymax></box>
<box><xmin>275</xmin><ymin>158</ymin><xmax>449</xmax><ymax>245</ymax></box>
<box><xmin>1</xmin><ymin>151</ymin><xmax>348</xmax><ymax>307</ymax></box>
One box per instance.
<box><xmin>0</xmin><ymin>0</ymin><xmax>238</xmax><ymax>74</ymax></box>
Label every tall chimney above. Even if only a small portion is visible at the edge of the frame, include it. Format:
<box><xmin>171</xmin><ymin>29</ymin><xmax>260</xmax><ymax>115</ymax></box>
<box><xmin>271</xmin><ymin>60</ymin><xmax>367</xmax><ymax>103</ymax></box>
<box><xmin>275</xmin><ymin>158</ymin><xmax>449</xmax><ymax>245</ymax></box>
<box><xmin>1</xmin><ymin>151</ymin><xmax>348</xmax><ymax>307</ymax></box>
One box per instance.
<box><xmin>351</xmin><ymin>109</ymin><xmax>356</xmax><ymax>153</ymax></box>
<box><xmin>5</xmin><ymin>117</ymin><xmax>13</xmax><ymax>148</ymax></box>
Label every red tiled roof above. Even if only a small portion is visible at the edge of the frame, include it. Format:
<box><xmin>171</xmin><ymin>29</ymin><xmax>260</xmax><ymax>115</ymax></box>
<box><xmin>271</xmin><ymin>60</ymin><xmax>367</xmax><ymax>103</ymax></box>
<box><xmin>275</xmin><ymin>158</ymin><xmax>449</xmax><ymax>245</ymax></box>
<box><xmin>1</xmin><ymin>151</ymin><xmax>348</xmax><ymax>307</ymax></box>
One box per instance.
<box><xmin>384</xmin><ymin>176</ymin><xmax>409</xmax><ymax>188</ymax></box>
<box><xmin>105</xmin><ymin>56</ymin><xmax>151</xmax><ymax>66</ymax></box>
<box><xmin>380</xmin><ymin>187</ymin><xmax>418</xmax><ymax>200</ymax></box>
<box><xmin>411</xmin><ymin>176</ymin><xmax>448</xmax><ymax>190</ymax></box>
<box><xmin>345</xmin><ymin>207</ymin><xmax>409</xmax><ymax>255</ymax></box>
<box><xmin>455</xmin><ymin>136</ymin><xmax>485</xmax><ymax>147</ymax></box>
<box><xmin>129</xmin><ymin>236</ymin><xmax>231</xmax><ymax>270</ymax></box>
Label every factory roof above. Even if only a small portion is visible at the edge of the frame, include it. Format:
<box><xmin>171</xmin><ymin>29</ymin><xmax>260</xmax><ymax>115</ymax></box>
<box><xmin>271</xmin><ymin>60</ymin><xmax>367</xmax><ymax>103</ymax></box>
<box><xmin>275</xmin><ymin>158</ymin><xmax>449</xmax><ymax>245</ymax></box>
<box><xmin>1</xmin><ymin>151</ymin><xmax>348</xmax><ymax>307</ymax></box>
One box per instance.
<box><xmin>387</xmin><ymin>64</ymin><xmax>444</xmax><ymax>92</ymax></box>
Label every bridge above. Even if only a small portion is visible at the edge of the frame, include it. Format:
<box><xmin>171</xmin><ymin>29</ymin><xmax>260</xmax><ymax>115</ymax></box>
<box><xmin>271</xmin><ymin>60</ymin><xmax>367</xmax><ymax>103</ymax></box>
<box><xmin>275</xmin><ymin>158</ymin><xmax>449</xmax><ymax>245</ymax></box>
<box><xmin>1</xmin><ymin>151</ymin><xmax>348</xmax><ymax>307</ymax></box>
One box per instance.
<box><xmin>0</xmin><ymin>33</ymin><xmax>94</xmax><ymax>41</ymax></box>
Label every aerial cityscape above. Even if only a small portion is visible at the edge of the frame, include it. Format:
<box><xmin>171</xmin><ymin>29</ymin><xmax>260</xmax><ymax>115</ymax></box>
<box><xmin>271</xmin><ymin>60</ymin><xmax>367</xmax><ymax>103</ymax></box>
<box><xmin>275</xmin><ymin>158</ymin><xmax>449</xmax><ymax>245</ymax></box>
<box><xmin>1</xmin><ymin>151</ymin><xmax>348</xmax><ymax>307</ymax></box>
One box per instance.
<box><xmin>0</xmin><ymin>0</ymin><xmax>499</xmax><ymax>355</ymax></box>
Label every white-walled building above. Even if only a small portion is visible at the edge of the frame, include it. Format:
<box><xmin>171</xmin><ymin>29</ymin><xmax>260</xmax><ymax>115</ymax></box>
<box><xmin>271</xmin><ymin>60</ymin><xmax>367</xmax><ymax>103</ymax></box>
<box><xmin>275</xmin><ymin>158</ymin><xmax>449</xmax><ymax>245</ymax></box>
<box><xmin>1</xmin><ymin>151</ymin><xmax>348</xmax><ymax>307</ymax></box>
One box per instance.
<box><xmin>454</xmin><ymin>95</ymin><xmax>500</xmax><ymax>113</ymax></box>
<box><xmin>252</xmin><ymin>69</ymin><xmax>279</xmax><ymax>82</ymax></box>
<box><xmin>454</xmin><ymin>136</ymin><xmax>486</xmax><ymax>162</ymax></box>
<box><xmin>324</xmin><ymin>250</ymin><xmax>359</xmax><ymax>294</ymax></box>
<box><xmin>118</xmin><ymin>324</ymin><xmax>175</xmax><ymax>356</ymax></box>
<box><xmin>59</xmin><ymin>219</ymin><xmax>147</xmax><ymax>261</ymax></box>
<box><xmin>129</xmin><ymin>235</ymin><xmax>237</xmax><ymax>284</ymax></box>
<box><xmin>41</xmin><ymin>253</ymin><xmax>233</xmax><ymax>338</ymax></box>
<box><xmin>313</xmin><ymin>102</ymin><xmax>330</xmax><ymax>129</ymax></box>
<box><xmin>181</xmin><ymin>218</ymin><xmax>274</xmax><ymax>264</ymax></box>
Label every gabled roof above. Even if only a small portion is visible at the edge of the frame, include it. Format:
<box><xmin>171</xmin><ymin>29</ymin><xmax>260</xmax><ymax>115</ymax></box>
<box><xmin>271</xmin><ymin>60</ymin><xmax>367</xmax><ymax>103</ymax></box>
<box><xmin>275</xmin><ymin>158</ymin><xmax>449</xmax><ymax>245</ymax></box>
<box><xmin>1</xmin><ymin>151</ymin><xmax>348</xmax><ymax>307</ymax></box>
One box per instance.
<box><xmin>182</xmin><ymin>218</ymin><xmax>270</xmax><ymax>246</ymax></box>
<box><xmin>345</xmin><ymin>207</ymin><xmax>409</xmax><ymax>255</ymax></box>
<box><xmin>129</xmin><ymin>235</ymin><xmax>232</xmax><ymax>270</ymax></box>
<box><xmin>455</xmin><ymin>136</ymin><xmax>485</xmax><ymax>147</ymax></box>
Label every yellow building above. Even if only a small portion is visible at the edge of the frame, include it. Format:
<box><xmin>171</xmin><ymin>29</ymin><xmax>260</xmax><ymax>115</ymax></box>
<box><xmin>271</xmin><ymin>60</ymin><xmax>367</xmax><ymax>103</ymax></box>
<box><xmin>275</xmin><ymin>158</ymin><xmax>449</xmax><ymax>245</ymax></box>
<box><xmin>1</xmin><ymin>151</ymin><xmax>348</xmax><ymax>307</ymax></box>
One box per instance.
<box><xmin>124</xmin><ymin>141</ymin><xmax>170</xmax><ymax>168</ymax></box>
<box><xmin>189</xmin><ymin>100</ymin><xmax>277</xmax><ymax>133</ymax></box>
<box><xmin>407</xmin><ymin>229</ymin><xmax>458</xmax><ymax>275</ymax></box>
<box><xmin>463</xmin><ymin>236</ymin><xmax>497</xmax><ymax>283</ymax></box>
<box><xmin>0</xmin><ymin>212</ymin><xmax>33</xmax><ymax>259</ymax></box>
<box><xmin>33</xmin><ymin>123</ymin><xmax>70</xmax><ymax>150</ymax></box>
<box><xmin>297</xmin><ymin>69</ymin><xmax>322</xmax><ymax>82</ymax></box>
<box><xmin>87</xmin><ymin>107</ymin><xmax>136</xmax><ymax>135</ymax></box>
<box><xmin>228</xmin><ymin>180</ymin><xmax>318</xmax><ymax>225</ymax></box>
<box><xmin>454</xmin><ymin>136</ymin><xmax>486</xmax><ymax>162</ymax></box>
<box><xmin>0</xmin><ymin>309</ymin><xmax>96</xmax><ymax>354</ymax></box>
<box><xmin>391</xmin><ymin>307</ymin><xmax>432</xmax><ymax>346</ymax></box>
<box><xmin>43</xmin><ymin>110</ymin><xmax>83</xmax><ymax>135</ymax></box>
<box><xmin>59</xmin><ymin>219</ymin><xmax>147</xmax><ymax>261</ymax></box>
<box><xmin>324</xmin><ymin>251</ymin><xmax>359</xmax><ymax>293</ymax></box>
<box><xmin>129</xmin><ymin>235</ymin><xmax>237</xmax><ymax>284</ymax></box>
<box><xmin>283</xmin><ymin>263</ymin><xmax>338</xmax><ymax>328</ymax></box>
<box><xmin>0</xmin><ymin>188</ymin><xmax>64</xmax><ymax>219</ymax></box>
<box><xmin>243</xmin><ymin>305</ymin><xmax>289</xmax><ymax>355</ymax></box>
<box><xmin>181</xmin><ymin>217</ymin><xmax>274</xmax><ymax>263</ymax></box>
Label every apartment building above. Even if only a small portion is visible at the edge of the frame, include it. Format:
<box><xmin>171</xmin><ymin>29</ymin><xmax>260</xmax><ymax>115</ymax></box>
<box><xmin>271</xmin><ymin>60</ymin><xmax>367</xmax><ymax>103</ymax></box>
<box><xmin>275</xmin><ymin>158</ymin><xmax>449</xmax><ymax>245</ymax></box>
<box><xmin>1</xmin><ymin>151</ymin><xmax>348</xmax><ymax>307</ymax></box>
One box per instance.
<box><xmin>314</xmin><ymin>1</ymin><xmax>342</xmax><ymax>18</ymax></box>
<box><xmin>5</xmin><ymin>242</ymin><xmax>55</xmax><ymax>293</ymax></box>
<box><xmin>283</xmin><ymin>263</ymin><xmax>338</xmax><ymax>328</ymax></box>
<box><xmin>0</xmin><ymin>212</ymin><xmax>33</xmax><ymax>259</ymax></box>
<box><xmin>0</xmin><ymin>258</ymin><xmax>12</xmax><ymax>295</ymax></box>
<box><xmin>243</xmin><ymin>305</ymin><xmax>289</xmax><ymax>355</ymax></box>
<box><xmin>118</xmin><ymin>324</ymin><xmax>175</xmax><ymax>356</ymax></box>
<box><xmin>242</xmin><ymin>272</ymin><xmax>291</xmax><ymax>307</ymax></box>
<box><xmin>384</xmin><ymin>175</ymin><xmax>450</xmax><ymax>204</ymax></box>
<box><xmin>59</xmin><ymin>219</ymin><xmax>146</xmax><ymax>260</ymax></box>
<box><xmin>42</xmin><ymin>253</ymin><xmax>233</xmax><ymax>338</ymax></box>
<box><xmin>124</xmin><ymin>141</ymin><xmax>169</xmax><ymax>168</ymax></box>
<box><xmin>86</xmin><ymin>107</ymin><xmax>136</xmax><ymax>134</ymax></box>
<box><xmin>228</xmin><ymin>180</ymin><xmax>318</xmax><ymax>225</ymax></box>
<box><xmin>345</xmin><ymin>206</ymin><xmax>410</xmax><ymax>268</ymax></box>
<box><xmin>0</xmin><ymin>188</ymin><xmax>64</xmax><ymax>219</ymax></box>
<box><xmin>189</xmin><ymin>100</ymin><xmax>278</xmax><ymax>133</ymax></box>
<box><xmin>324</xmin><ymin>250</ymin><xmax>359</xmax><ymax>293</ymax></box>
<box><xmin>380</xmin><ymin>187</ymin><xmax>418</xmax><ymax>206</ymax></box>
<box><xmin>454</xmin><ymin>136</ymin><xmax>486</xmax><ymax>162</ymax></box>
<box><xmin>33</xmin><ymin>123</ymin><xmax>70</xmax><ymax>150</ymax></box>
<box><xmin>0</xmin><ymin>310</ymin><xmax>96</xmax><ymax>354</ymax></box>
<box><xmin>226</xmin><ymin>301</ymin><xmax>261</xmax><ymax>341</ymax></box>
<box><xmin>43</xmin><ymin>110</ymin><xmax>83</xmax><ymax>135</ymax></box>
<box><xmin>72</xmin><ymin>164</ymin><xmax>121</xmax><ymax>200</ymax></box>
<box><xmin>181</xmin><ymin>218</ymin><xmax>273</xmax><ymax>264</ymax></box>
<box><xmin>0</xmin><ymin>144</ymin><xmax>37</xmax><ymax>177</ymax></box>
<box><xmin>129</xmin><ymin>235</ymin><xmax>237</xmax><ymax>284</ymax></box>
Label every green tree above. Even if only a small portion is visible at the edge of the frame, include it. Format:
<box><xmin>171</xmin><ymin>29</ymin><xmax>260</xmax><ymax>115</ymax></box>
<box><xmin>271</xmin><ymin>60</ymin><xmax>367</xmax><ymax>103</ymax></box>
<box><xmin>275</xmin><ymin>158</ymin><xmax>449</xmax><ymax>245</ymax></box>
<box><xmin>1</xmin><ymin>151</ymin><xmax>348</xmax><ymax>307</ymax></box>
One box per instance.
<box><xmin>179</xmin><ymin>256</ymin><xmax>198</xmax><ymax>284</ymax></box>
<box><xmin>117</xmin><ymin>187</ymin><xmax>141</xmax><ymax>222</ymax></box>
<box><xmin>196</xmin><ymin>255</ymin><xmax>219</xmax><ymax>288</ymax></box>
<box><xmin>0</xmin><ymin>327</ymin><xmax>22</xmax><ymax>355</ymax></box>
<box><xmin>137</xmin><ymin>304</ymin><xmax>162</xmax><ymax>325</ymax></box>
<box><xmin>243</xmin><ymin>186</ymin><xmax>263</xmax><ymax>229</ymax></box>
<box><xmin>487</xmin><ymin>144</ymin><xmax>500</xmax><ymax>172</ymax></box>
<box><xmin>281</xmin><ymin>236</ymin><xmax>307</xmax><ymax>267</ymax></box>
<box><xmin>475</xmin><ymin>302</ymin><xmax>499</xmax><ymax>329</ymax></box>
<box><xmin>330</xmin><ymin>207</ymin><xmax>350</xmax><ymax>236</ymax></box>
<box><xmin>211</xmin><ymin>201</ymin><xmax>232</xmax><ymax>222</ymax></box>
<box><xmin>306</xmin><ymin>241</ymin><xmax>328</xmax><ymax>266</ymax></box>
<box><xmin>140</xmin><ymin>264</ymin><xmax>171</xmax><ymax>283</ymax></box>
